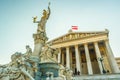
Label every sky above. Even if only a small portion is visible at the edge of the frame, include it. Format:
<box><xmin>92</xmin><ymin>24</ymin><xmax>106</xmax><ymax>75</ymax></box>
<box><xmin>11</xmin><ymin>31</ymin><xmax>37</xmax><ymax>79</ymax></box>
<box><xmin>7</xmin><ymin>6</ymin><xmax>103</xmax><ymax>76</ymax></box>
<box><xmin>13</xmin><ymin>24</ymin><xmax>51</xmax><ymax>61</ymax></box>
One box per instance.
<box><xmin>0</xmin><ymin>0</ymin><xmax>120</xmax><ymax>64</ymax></box>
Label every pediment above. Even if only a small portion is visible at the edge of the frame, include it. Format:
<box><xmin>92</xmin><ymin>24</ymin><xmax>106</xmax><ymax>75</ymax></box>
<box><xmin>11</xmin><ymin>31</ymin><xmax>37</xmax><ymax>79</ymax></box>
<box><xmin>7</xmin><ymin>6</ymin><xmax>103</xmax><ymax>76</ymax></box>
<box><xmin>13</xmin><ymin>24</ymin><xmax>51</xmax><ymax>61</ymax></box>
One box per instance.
<box><xmin>48</xmin><ymin>30</ymin><xmax>108</xmax><ymax>44</ymax></box>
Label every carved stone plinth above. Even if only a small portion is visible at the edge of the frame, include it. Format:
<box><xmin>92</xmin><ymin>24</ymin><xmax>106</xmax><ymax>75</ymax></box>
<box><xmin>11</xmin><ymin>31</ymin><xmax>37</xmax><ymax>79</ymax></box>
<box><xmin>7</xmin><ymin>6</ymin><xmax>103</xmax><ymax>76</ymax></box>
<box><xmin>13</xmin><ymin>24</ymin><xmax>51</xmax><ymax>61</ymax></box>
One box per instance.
<box><xmin>33</xmin><ymin>33</ymin><xmax>48</xmax><ymax>45</ymax></box>
<box><xmin>33</xmin><ymin>33</ymin><xmax>48</xmax><ymax>56</ymax></box>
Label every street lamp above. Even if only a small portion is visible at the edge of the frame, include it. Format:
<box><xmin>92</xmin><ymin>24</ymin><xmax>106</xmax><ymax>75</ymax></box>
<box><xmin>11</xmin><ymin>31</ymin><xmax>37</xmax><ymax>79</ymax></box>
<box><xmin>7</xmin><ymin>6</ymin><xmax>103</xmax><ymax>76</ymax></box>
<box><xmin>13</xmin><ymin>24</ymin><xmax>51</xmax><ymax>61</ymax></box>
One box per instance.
<box><xmin>98</xmin><ymin>57</ymin><xmax>106</xmax><ymax>74</ymax></box>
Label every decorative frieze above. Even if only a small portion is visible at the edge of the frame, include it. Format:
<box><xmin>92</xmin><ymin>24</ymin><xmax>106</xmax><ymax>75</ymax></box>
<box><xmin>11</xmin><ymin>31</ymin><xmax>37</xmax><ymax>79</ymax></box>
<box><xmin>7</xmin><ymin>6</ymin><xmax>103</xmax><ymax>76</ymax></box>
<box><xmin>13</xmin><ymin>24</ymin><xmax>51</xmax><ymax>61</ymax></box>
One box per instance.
<box><xmin>51</xmin><ymin>32</ymin><xmax>107</xmax><ymax>44</ymax></box>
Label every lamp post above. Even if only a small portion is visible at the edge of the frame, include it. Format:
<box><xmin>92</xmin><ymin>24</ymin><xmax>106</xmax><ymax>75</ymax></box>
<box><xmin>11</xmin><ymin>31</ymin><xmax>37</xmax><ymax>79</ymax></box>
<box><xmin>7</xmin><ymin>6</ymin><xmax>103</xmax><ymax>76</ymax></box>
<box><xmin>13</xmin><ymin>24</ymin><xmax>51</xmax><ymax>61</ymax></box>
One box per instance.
<box><xmin>98</xmin><ymin>57</ymin><xmax>106</xmax><ymax>74</ymax></box>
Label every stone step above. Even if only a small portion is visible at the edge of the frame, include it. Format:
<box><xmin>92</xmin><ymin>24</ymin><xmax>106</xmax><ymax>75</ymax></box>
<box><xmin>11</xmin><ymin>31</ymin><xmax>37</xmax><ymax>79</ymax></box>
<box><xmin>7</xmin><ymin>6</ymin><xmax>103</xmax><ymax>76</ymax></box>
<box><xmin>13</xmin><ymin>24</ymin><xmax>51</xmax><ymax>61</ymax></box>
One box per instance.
<box><xmin>72</xmin><ymin>73</ymin><xmax>120</xmax><ymax>80</ymax></box>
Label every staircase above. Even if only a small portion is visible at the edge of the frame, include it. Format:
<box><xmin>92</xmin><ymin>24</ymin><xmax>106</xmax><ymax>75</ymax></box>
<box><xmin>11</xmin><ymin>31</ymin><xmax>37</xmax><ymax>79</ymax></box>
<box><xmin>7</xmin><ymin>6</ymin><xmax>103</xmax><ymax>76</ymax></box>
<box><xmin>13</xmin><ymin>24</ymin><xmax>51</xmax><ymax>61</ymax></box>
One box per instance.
<box><xmin>72</xmin><ymin>73</ymin><xmax>120</xmax><ymax>80</ymax></box>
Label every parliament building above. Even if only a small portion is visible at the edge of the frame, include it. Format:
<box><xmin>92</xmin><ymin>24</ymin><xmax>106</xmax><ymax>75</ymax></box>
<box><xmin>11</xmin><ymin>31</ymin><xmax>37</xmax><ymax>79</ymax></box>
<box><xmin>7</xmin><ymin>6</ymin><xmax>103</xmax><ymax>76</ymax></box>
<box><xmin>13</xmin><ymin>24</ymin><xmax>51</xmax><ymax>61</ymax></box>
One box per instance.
<box><xmin>48</xmin><ymin>29</ymin><xmax>120</xmax><ymax>75</ymax></box>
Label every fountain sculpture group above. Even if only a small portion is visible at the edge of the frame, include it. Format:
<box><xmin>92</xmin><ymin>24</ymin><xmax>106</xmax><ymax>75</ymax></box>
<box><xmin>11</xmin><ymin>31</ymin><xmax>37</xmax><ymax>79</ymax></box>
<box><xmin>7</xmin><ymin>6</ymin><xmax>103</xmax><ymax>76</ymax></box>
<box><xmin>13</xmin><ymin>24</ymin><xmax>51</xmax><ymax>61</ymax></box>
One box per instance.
<box><xmin>0</xmin><ymin>3</ymin><xmax>73</xmax><ymax>80</ymax></box>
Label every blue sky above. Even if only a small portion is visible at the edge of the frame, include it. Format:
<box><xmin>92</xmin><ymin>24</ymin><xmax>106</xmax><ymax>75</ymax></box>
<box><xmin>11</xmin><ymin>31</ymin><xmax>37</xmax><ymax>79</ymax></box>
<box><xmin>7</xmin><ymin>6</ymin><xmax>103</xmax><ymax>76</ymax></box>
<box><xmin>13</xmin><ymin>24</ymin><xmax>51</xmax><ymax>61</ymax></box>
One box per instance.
<box><xmin>0</xmin><ymin>0</ymin><xmax>120</xmax><ymax>64</ymax></box>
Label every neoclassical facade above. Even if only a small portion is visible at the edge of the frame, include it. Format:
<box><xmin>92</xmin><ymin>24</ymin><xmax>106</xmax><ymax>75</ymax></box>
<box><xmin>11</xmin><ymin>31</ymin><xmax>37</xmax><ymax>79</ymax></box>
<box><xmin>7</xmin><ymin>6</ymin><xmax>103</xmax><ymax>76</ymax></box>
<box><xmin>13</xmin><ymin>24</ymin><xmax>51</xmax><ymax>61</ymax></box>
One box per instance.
<box><xmin>48</xmin><ymin>29</ymin><xmax>120</xmax><ymax>75</ymax></box>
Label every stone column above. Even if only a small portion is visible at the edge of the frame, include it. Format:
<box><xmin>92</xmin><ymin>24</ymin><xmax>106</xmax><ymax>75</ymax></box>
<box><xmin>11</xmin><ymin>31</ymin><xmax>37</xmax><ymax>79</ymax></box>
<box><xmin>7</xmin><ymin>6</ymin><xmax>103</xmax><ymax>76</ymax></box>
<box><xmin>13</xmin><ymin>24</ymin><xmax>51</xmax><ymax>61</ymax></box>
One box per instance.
<box><xmin>84</xmin><ymin>44</ymin><xmax>93</xmax><ymax>75</ymax></box>
<box><xmin>94</xmin><ymin>42</ymin><xmax>103</xmax><ymax>74</ymax></box>
<box><xmin>62</xmin><ymin>52</ymin><xmax>64</xmax><ymax>65</ymax></box>
<box><xmin>70</xmin><ymin>51</ymin><xmax>73</xmax><ymax>69</ymax></box>
<box><xmin>75</xmin><ymin>45</ymin><xmax>81</xmax><ymax>73</ymax></box>
<box><xmin>66</xmin><ymin>46</ymin><xmax>70</xmax><ymax>69</ymax></box>
<box><xmin>105</xmin><ymin>40</ymin><xmax>120</xmax><ymax>73</ymax></box>
<box><xmin>58</xmin><ymin>48</ymin><xmax>61</xmax><ymax>63</ymax></box>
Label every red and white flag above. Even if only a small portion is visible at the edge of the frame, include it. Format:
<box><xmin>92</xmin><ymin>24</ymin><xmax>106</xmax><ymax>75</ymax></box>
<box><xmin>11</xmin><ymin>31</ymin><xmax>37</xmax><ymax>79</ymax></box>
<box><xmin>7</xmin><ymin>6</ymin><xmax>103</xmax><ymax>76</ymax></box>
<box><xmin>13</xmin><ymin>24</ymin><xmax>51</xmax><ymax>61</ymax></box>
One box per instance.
<box><xmin>72</xmin><ymin>26</ymin><xmax>78</xmax><ymax>30</ymax></box>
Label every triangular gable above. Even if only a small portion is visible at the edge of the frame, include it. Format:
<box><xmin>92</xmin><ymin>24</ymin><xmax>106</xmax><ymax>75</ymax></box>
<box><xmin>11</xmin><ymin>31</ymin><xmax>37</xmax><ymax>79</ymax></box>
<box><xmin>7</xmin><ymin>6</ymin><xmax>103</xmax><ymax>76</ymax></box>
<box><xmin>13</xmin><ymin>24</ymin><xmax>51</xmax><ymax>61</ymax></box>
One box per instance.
<box><xmin>48</xmin><ymin>30</ymin><xmax>108</xmax><ymax>44</ymax></box>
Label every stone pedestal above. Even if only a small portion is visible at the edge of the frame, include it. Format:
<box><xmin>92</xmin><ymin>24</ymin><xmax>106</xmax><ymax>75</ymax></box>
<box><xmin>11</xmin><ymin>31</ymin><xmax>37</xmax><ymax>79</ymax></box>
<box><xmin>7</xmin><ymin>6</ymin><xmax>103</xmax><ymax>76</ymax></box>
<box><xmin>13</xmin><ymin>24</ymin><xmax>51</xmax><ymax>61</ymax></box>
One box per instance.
<box><xmin>32</xmin><ymin>33</ymin><xmax>47</xmax><ymax>56</ymax></box>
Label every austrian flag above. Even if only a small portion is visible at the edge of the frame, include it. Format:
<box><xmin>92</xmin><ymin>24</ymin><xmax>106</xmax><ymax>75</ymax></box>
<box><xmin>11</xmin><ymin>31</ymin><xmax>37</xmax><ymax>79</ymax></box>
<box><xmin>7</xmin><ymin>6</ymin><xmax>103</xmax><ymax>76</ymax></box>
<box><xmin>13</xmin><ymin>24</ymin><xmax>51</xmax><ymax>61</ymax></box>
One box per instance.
<box><xmin>72</xmin><ymin>26</ymin><xmax>78</xmax><ymax>30</ymax></box>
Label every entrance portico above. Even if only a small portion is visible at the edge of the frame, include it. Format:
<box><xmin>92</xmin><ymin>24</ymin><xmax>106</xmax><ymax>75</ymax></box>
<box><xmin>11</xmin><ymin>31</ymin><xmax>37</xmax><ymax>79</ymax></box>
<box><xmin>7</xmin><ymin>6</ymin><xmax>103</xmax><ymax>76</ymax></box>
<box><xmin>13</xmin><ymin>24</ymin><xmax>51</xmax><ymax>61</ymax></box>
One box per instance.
<box><xmin>48</xmin><ymin>30</ymin><xmax>120</xmax><ymax>75</ymax></box>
